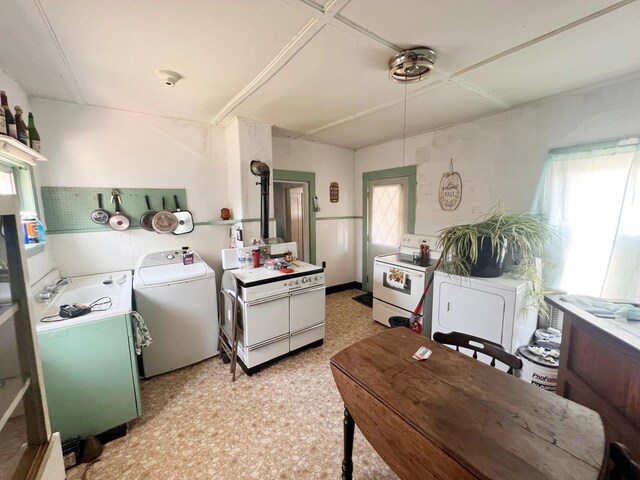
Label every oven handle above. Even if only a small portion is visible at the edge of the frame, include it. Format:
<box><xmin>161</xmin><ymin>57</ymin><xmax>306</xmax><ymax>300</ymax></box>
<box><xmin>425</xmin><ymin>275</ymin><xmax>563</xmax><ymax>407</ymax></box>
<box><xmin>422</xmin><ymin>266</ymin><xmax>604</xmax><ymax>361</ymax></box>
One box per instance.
<box><xmin>247</xmin><ymin>333</ymin><xmax>290</xmax><ymax>351</ymax></box>
<box><xmin>290</xmin><ymin>285</ymin><xmax>326</xmax><ymax>296</ymax></box>
<box><xmin>245</xmin><ymin>292</ymin><xmax>291</xmax><ymax>306</ymax></box>
<box><xmin>290</xmin><ymin>323</ymin><xmax>324</xmax><ymax>336</ymax></box>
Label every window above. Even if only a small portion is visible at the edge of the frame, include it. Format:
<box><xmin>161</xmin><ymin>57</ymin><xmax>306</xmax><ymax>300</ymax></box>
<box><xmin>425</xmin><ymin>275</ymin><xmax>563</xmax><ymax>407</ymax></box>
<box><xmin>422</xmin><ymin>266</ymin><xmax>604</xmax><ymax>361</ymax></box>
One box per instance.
<box><xmin>535</xmin><ymin>138</ymin><xmax>640</xmax><ymax>300</ymax></box>
<box><xmin>0</xmin><ymin>165</ymin><xmax>16</xmax><ymax>195</ymax></box>
<box><xmin>370</xmin><ymin>184</ymin><xmax>404</xmax><ymax>247</ymax></box>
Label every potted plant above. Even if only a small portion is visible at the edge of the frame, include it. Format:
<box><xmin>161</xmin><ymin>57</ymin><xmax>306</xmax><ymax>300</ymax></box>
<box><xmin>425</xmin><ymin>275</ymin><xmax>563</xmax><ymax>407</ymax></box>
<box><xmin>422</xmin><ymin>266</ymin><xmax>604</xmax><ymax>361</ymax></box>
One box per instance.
<box><xmin>437</xmin><ymin>209</ymin><xmax>554</xmax><ymax>311</ymax></box>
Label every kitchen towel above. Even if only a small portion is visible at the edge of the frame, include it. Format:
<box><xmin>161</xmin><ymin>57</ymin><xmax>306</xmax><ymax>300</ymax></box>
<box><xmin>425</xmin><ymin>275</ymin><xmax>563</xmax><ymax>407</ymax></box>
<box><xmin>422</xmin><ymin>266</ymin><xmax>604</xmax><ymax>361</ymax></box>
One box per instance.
<box><xmin>131</xmin><ymin>311</ymin><xmax>153</xmax><ymax>354</ymax></box>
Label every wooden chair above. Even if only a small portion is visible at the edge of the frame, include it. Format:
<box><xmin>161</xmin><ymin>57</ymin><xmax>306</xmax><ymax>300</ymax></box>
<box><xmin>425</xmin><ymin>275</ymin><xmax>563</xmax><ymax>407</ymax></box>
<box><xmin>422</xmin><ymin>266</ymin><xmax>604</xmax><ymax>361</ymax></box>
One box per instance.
<box><xmin>609</xmin><ymin>442</ymin><xmax>640</xmax><ymax>480</ymax></box>
<box><xmin>433</xmin><ymin>331</ymin><xmax>523</xmax><ymax>374</ymax></box>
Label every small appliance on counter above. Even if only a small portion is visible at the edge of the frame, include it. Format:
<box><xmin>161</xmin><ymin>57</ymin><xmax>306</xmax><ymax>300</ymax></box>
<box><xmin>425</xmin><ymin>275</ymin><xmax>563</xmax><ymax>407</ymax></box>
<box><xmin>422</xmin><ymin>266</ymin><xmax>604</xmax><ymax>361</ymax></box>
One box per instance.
<box><xmin>133</xmin><ymin>248</ymin><xmax>219</xmax><ymax>378</ymax></box>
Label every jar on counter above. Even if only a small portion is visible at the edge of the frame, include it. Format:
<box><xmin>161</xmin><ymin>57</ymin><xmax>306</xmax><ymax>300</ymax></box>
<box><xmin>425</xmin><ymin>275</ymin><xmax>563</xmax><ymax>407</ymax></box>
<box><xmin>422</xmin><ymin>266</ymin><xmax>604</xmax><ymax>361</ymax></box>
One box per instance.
<box><xmin>244</xmin><ymin>252</ymin><xmax>253</xmax><ymax>269</ymax></box>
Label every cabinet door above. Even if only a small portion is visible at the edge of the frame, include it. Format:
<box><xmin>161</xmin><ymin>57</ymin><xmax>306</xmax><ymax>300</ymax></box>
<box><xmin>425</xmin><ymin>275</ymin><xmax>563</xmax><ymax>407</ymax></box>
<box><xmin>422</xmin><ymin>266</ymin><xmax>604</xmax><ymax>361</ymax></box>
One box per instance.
<box><xmin>436</xmin><ymin>282</ymin><xmax>505</xmax><ymax>345</ymax></box>
<box><xmin>290</xmin><ymin>287</ymin><xmax>325</xmax><ymax>334</ymax></box>
<box><xmin>38</xmin><ymin>315</ymin><xmax>139</xmax><ymax>440</ymax></box>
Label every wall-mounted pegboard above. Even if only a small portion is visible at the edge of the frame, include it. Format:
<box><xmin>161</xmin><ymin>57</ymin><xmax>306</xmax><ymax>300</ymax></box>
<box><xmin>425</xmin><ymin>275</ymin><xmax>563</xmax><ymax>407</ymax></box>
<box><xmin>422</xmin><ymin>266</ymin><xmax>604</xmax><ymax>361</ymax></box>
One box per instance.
<box><xmin>41</xmin><ymin>187</ymin><xmax>188</xmax><ymax>233</ymax></box>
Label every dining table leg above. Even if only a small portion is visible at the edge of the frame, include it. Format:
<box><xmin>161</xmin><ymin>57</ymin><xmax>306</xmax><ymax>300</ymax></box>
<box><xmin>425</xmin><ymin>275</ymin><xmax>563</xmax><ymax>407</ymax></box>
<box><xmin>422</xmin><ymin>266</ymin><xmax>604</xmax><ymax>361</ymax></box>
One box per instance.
<box><xmin>342</xmin><ymin>406</ymin><xmax>355</xmax><ymax>480</ymax></box>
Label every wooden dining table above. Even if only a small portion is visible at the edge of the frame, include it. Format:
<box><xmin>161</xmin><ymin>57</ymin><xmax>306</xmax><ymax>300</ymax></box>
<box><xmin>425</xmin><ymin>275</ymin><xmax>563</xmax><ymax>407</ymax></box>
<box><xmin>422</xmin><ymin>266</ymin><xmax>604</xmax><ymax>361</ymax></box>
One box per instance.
<box><xmin>330</xmin><ymin>328</ymin><xmax>606</xmax><ymax>480</ymax></box>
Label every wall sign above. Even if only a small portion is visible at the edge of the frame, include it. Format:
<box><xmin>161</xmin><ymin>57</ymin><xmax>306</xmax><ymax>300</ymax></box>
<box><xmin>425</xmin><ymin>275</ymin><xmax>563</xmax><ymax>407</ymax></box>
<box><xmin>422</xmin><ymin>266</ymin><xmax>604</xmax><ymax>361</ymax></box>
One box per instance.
<box><xmin>438</xmin><ymin>159</ymin><xmax>462</xmax><ymax>211</ymax></box>
<box><xmin>330</xmin><ymin>182</ymin><xmax>339</xmax><ymax>203</ymax></box>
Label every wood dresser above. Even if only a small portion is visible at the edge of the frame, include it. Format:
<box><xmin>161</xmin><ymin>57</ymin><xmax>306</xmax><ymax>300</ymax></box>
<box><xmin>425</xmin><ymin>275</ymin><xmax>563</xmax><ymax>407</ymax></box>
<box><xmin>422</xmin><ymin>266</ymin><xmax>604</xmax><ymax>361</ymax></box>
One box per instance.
<box><xmin>546</xmin><ymin>295</ymin><xmax>640</xmax><ymax>463</ymax></box>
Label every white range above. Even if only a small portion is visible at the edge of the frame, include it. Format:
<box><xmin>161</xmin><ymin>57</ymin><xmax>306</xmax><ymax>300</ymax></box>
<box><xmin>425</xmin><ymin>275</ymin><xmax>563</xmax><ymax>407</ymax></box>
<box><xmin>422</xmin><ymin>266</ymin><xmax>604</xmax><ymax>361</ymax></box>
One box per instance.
<box><xmin>220</xmin><ymin>243</ymin><xmax>325</xmax><ymax>374</ymax></box>
<box><xmin>373</xmin><ymin>234</ymin><xmax>441</xmax><ymax>335</ymax></box>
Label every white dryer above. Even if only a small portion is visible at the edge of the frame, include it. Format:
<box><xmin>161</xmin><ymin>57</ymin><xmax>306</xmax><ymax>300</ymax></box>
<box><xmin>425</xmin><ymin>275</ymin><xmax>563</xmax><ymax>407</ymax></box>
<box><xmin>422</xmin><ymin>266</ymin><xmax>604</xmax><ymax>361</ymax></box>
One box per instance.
<box><xmin>431</xmin><ymin>270</ymin><xmax>537</xmax><ymax>370</ymax></box>
<box><xmin>133</xmin><ymin>249</ymin><xmax>219</xmax><ymax>378</ymax></box>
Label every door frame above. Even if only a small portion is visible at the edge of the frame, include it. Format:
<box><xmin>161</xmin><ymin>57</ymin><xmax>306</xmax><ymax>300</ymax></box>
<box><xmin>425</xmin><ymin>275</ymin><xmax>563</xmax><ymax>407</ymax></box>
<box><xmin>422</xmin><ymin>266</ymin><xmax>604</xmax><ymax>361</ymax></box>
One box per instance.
<box><xmin>273</xmin><ymin>169</ymin><xmax>316</xmax><ymax>265</ymax></box>
<box><xmin>362</xmin><ymin>165</ymin><xmax>417</xmax><ymax>291</ymax></box>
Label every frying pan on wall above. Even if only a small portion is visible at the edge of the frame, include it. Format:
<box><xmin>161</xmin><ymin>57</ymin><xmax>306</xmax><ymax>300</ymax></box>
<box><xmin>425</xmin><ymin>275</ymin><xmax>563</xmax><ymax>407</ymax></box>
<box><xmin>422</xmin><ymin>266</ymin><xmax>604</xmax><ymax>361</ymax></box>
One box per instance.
<box><xmin>140</xmin><ymin>195</ymin><xmax>157</xmax><ymax>232</ymax></box>
<box><xmin>152</xmin><ymin>197</ymin><xmax>178</xmax><ymax>234</ymax></box>
<box><xmin>172</xmin><ymin>195</ymin><xmax>194</xmax><ymax>235</ymax></box>
<box><xmin>91</xmin><ymin>193</ymin><xmax>110</xmax><ymax>225</ymax></box>
<box><xmin>109</xmin><ymin>191</ymin><xmax>130</xmax><ymax>231</ymax></box>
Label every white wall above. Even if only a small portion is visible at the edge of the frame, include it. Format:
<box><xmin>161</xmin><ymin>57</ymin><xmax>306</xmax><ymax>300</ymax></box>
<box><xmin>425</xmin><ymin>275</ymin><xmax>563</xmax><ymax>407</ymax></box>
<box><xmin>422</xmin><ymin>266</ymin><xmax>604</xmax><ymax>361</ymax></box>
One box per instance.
<box><xmin>31</xmin><ymin>99</ymin><xmax>231</xmax><ymax>280</ymax></box>
<box><xmin>0</xmin><ymin>68</ymin><xmax>55</xmax><ymax>285</ymax></box>
<box><xmin>354</xmin><ymin>75</ymin><xmax>640</xmax><ymax>281</ymax></box>
<box><xmin>272</xmin><ymin>136</ymin><xmax>356</xmax><ymax>287</ymax></box>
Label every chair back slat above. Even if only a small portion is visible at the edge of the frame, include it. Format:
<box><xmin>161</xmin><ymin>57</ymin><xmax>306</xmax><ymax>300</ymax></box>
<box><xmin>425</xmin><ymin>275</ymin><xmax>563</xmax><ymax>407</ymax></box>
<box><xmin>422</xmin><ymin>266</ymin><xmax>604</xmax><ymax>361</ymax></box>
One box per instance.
<box><xmin>433</xmin><ymin>331</ymin><xmax>523</xmax><ymax>374</ymax></box>
<box><xmin>609</xmin><ymin>442</ymin><xmax>640</xmax><ymax>480</ymax></box>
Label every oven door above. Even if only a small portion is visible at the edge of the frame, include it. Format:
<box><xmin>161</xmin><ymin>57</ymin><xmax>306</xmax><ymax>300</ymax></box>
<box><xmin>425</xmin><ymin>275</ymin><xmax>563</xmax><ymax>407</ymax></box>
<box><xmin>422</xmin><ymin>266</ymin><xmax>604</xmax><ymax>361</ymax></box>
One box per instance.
<box><xmin>290</xmin><ymin>286</ymin><xmax>325</xmax><ymax>350</ymax></box>
<box><xmin>242</xmin><ymin>294</ymin><xmax>290</xmax><ymax>347</ymax></box>
<box><xmin>373</xmin><ymin>261</ymin><xmax>425</xmax><ymax>311</ymax></box>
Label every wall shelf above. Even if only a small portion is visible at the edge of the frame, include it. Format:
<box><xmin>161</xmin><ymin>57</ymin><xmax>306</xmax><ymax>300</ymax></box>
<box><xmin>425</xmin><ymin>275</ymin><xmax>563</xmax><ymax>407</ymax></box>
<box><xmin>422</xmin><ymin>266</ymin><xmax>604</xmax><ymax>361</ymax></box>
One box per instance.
<box><xmin>0</xmin><ymin>135</ymin><xmax>47</xmax><ymax>166</ymax></box>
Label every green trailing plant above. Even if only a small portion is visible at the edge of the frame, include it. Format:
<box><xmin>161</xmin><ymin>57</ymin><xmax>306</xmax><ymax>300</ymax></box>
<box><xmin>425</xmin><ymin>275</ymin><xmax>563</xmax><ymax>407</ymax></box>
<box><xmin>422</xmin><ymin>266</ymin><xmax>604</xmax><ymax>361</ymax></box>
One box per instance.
<box><xmin>437</xmin><ymin>208</ymin><xmax>555</xmax><ymax>313</ymax></box>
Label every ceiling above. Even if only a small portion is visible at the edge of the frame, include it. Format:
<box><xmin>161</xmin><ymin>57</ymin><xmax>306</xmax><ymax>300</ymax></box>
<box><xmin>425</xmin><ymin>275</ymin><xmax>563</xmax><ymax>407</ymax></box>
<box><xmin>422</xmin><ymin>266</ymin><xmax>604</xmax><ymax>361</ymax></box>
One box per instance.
<box><xmin>1</xmin><ymin>0</ymin><xmax>639</xmax><ymax>149</ymax></box>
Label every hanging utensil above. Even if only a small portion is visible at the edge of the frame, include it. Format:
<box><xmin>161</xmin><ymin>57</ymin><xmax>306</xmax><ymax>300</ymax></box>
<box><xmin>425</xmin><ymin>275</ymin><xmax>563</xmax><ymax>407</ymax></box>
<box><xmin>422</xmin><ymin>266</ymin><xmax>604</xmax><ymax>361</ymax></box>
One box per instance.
<box><xmin>152</xmin><ymin>197</ymin><xmax>178</xmax><ymax>234</ymax></box>
<box><xmin>172</xmin><ymin>195</ymin><xmax>194</xmax><ymax>235</ymax></box>
<box><xmin>140</xmin><ymin>195</ymin><xmax>157</xmax><ymax>232</ymax></box>
<box><xmin>109</xmin><ymin>190</ymin><xmax>130</xmax><ymax>231</ymax></box>
<box><xmin>91</xmin><ymin>193</ymin><xmax>110</xmax><ymax>225</ymax></box>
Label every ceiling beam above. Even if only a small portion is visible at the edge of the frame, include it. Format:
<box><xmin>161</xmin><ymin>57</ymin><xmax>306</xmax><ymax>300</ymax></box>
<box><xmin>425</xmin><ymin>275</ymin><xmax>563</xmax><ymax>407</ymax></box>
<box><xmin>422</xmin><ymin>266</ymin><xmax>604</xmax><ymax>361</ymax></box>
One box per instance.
<box><xmin>32</xmin><ymin>0</ymin><xmax>87</xmax><ymax>105</ymax></box>
<box><xmin>210</xmin><ymin>0</ymin><xmax>353</xmax><ymax>125</ymax></box>
<box><xmin>452</xmin><ymin>0</ymin><xmax>636</xmax><ymax>79</ymax></box>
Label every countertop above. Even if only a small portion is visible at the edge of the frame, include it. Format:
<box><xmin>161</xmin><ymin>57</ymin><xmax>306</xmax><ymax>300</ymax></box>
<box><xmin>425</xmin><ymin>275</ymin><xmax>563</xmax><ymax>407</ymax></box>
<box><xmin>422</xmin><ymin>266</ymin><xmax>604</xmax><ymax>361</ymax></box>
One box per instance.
<box><xmin>546</xmin><ymin>295</ymin><xmax>640</xmax><ymax>352</ymax></box>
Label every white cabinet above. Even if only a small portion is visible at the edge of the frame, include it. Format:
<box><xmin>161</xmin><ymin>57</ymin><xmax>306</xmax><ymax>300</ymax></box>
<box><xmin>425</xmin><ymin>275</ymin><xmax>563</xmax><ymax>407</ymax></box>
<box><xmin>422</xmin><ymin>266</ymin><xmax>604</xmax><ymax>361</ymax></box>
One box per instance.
<box><xmin>432</xmin><ymin>271</ymin><xmax>537</xmax><ymax>360</ymax></box>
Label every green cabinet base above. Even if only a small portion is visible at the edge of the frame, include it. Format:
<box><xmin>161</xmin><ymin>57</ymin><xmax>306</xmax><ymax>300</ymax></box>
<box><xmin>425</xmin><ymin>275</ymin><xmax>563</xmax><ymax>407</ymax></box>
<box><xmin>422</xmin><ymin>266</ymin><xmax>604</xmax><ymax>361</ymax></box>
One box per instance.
<box><xmin>37</xmin><ymin>314</ymin><xmax>142</xmax><ymax>441</ymax></box>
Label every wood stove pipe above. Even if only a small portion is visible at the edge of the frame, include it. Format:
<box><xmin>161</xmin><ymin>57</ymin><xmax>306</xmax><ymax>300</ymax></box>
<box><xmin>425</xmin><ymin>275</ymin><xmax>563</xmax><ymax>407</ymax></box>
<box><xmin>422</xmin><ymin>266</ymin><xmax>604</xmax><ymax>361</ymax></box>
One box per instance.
<box><xmin>250</xmin><ymin>160</ymin><xmax>270</xmax><ymax>240</ymax></box>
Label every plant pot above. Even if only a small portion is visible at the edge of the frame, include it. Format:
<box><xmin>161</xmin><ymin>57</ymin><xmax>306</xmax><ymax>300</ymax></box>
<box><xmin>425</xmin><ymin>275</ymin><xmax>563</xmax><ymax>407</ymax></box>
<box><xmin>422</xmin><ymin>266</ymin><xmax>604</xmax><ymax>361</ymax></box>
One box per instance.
<box><xmin>469</xmin><ymin>236</ymin><xmax>506</xmax><ymax>278</ymax></box>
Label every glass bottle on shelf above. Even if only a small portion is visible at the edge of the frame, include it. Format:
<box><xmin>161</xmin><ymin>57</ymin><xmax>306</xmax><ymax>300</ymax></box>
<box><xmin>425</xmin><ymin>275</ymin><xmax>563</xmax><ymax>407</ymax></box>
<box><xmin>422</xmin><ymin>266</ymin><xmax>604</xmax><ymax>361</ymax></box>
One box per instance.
<box><xmin>14</xmin><ymin>106</ymin><xmax>29</xmax><ymax>146</ymax></box>
<box><xmin>1</xmin><ymin>90</ymin><xmax>17</xmax><ymax>139</ymax></box>
<box><xmin>0</xmin><ymin>97</ymin><xmax>6</xmax><ymax>136</ymax></box>
<box><xmin>28</xmin><ymin>113</ymin><xmax>40</xmax><ymax>152</ymax></box>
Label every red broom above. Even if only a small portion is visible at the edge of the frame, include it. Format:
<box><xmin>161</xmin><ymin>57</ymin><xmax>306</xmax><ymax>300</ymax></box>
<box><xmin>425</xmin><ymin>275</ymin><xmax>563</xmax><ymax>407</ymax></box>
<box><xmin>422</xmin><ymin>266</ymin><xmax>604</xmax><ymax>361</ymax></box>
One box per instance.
<box><xmin>409</xmin><ymin>257</ymin><xmax>442</xmax><ymax>333</ymax></box>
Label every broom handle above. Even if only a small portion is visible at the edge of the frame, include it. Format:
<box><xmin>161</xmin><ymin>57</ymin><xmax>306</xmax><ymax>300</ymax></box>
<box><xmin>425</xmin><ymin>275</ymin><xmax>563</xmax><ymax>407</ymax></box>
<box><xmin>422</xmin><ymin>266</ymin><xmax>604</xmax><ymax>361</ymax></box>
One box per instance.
<box><xmin>412</xmin><ymin>257</ymin><xmax>442</xmax><ymax>317</ymax></box>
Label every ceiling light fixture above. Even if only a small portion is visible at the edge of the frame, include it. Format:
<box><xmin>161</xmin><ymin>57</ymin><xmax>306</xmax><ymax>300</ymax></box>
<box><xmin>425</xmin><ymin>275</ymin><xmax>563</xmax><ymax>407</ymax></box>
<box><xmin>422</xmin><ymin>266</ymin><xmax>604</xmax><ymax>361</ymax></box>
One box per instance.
<box><xmin>388</xmin><ymin>47</ymin><xmax>436</xmax><ymax>166</ymax></box>
<box><xmin>388</xmin><ymin>47</ymin><xmax>436</xmax><ymax>83</ymax></box>
<box><xmin>155</xmin><ymin>69</ymin><xmax>183</xmax><ymax>87</ymax></box>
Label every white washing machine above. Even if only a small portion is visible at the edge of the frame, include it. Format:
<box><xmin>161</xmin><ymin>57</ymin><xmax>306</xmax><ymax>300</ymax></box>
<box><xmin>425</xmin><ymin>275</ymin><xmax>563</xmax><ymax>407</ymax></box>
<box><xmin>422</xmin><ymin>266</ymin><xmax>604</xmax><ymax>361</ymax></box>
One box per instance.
<box><xmin>133</xmin><ymin>249</ymin><xmax>219</xmax><ymax>378</ymax></box>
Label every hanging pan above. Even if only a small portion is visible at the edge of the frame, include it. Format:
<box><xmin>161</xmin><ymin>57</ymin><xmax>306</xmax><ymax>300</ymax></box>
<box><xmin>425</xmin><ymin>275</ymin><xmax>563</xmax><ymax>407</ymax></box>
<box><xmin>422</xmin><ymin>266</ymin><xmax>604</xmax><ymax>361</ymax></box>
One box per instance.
<box><xmin>109</xmin><ymin>190</ymin><xmax>130</xmax><ymax>231</ymax></box>
<box><xmin>152</xmin><ymin>197</ymin><xmax>178</xmax><ymax>234</ymax></box>
<box><xmin>172</xmin><ymin>195</ymin><xmax>194</xmax><ymax>235</ymax></box>
<box><xmin>140</xmin><ymin>195</ymin><xmax>157</xmax><ymax>232</ymax></box>
<box><xmin>91</xmin><ymin>193</ymin><xmax>110</xmax><ymax>225</ymax></box>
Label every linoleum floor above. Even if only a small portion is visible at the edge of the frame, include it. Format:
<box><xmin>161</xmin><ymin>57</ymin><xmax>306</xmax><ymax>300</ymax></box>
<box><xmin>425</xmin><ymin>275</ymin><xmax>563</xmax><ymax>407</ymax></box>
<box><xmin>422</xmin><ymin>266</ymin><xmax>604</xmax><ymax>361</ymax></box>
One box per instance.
<box><xmin>68</xmin><ymin>290</ymin><xmax>398</xmax><ymax>480</ymax></box>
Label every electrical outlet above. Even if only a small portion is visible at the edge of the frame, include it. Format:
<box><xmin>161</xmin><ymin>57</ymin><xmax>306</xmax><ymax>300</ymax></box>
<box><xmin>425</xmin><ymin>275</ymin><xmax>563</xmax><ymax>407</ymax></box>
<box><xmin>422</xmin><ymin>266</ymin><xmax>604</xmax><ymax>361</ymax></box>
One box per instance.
<box><xmin>322</xmin><ymin>261</ymin><xmax>326</xmax><ymax>268</ymax></box>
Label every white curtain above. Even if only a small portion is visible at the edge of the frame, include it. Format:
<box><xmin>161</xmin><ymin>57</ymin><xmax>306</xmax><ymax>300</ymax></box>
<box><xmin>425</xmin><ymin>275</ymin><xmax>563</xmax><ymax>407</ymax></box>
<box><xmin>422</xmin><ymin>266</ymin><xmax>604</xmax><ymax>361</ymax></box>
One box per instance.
<box><xmin>534</xmin><ymin>138</ymin><xmax>640</xmax><ymax>301</ymax></box>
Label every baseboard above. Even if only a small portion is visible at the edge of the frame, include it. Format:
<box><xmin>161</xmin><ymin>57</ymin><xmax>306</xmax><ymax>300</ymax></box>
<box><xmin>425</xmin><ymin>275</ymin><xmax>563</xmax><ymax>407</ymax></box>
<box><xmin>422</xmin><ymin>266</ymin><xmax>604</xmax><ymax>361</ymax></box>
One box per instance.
<box><xmin>326</xmin><ymin>282</ymin><xmax>363</xmax><ymax>295</ymax></box>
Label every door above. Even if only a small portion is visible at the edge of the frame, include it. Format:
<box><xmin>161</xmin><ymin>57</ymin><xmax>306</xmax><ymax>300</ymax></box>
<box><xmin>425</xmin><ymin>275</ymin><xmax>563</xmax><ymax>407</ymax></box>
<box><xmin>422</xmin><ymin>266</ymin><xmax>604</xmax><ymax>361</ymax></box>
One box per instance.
<box><xmin>274</xmin><ymin>181</ymin><xmax>310</xmax><ymax>261</ymax></box>
<box><xmin>435</xmin><ymin>282</ymin><xmax>505</xmax><ymax>344</ymax></box>
<box><xmin>38</xmin><ymin>315</ymin><xmax>139</xmax><ymax>439</ymax></box>
<box><xmin>243</xmin><ymin>295</ymin><xmax>290</xmax><ymax>347</ymax></box>
<box><xmin>286</xmin><ymin>187</ymin><xmax>305</xmax><ymax>252</ymax></box>
<box><xmin>366</xmin><ymin>177</ymin><xmax>409</xmax><ymax>291</ymax></box>
<box><xmin>372</xmin><ymin>262</ymin><xmax>425</xmax><ymax>311</ymax></box>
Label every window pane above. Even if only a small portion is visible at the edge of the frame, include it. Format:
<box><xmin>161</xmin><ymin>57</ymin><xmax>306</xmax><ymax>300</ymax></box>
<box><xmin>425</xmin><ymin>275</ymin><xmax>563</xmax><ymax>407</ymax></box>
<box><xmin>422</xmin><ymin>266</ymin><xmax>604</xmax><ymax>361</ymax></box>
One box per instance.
<box><xmin>371</xmin><ymin>184</ymin><xmax>403</xmax><ymax>247</ymax></box>
<box><xmin>0</xmin><ymin>170</ymin><xmax>15</xmax><ymax>196</ymax></box>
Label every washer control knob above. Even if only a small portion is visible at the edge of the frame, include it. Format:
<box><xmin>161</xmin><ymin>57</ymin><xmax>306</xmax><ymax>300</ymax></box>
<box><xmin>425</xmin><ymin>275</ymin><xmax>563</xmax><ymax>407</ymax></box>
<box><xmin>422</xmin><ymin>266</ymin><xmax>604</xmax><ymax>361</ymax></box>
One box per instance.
<box><xmin>302</xmin><ymin>277</ymin><xmax>309</xmax><ymax>283</ymax></box>
<box><xmin>167</xmin><ymin>254</ymin><xmax>174</xmax><ymax>260</ymax></box>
